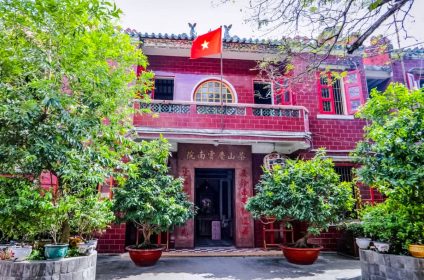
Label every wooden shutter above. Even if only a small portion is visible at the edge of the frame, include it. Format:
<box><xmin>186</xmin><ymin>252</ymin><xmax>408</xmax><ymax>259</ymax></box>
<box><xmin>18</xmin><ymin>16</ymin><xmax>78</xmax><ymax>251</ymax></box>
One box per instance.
<box><xmin>343</xmin><ymin>70</ymin><xmax>364</xmax><ymax>114</ymax></box>
<box><xmin>317</xmin><ymin>72</ymin><xmax>335</xmax><ymax>114</ymax></box>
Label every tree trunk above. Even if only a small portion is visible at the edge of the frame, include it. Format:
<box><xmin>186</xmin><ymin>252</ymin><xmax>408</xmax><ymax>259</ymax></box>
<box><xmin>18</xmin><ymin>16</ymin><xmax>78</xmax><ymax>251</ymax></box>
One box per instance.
<box><xmin>142</xmin><ymin>226</ymin><xmax>152</xmax><ymax>247</ymax></box>
<box><xmin>294</xmin><ymin>232</ymin><xmax>312</xmax><ymax>248</ymax></box>
<box><xmin>60</xmin><ymin>219</ymin><xmax>70</xmax><ymax>244</ymax></box>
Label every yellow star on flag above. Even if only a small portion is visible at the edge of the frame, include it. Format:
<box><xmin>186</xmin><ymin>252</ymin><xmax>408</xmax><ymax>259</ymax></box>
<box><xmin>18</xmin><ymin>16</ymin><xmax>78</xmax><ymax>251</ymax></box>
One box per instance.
<box><xmin>201</xmin><ymin>40</ymin><xmax>209</xmax><ymax>50</ymax></box>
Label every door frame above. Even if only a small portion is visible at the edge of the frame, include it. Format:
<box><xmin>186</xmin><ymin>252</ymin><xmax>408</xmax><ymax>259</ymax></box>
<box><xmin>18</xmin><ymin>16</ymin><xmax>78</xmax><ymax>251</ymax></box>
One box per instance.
<box><xmin>194</xmin><ymin>168</ymin><xmax>235</xmax><ymax>246</ymax></box>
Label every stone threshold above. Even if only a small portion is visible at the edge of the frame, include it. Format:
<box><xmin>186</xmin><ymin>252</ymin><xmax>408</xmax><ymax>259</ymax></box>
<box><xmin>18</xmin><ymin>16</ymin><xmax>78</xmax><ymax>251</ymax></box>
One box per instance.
<box><xmin>99</xmin><ymin>248</ymin><xmax>338</xmax><ymax>258</ymax></box>
<box><xmin>163</xmin><ymin>247</ymin><xmax>282</xmax><ymax>257</ymax></box>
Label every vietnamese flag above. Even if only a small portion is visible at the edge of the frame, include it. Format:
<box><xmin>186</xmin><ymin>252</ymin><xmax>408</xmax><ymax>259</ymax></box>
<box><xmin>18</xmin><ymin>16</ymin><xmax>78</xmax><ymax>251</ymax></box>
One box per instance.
<box><xmin>190</xmin><ymin>27</ymin><xmax>222</xmax><ymax>59</ymax></box>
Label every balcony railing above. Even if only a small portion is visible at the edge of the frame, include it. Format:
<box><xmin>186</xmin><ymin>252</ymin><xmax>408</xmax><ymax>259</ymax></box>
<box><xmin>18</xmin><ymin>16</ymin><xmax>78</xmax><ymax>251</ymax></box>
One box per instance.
<box><xmin>135</xmin><ymin>100</ymin><xmax>310</xmax><ymax>134</ymax></box>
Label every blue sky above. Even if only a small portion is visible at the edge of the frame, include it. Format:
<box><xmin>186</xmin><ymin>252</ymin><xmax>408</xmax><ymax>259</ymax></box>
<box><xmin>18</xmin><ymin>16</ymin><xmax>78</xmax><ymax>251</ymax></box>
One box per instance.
<box><xmin>116</xmin><ymin>0</ymin><xmax>424</xmax><ymax>49</ymax></box>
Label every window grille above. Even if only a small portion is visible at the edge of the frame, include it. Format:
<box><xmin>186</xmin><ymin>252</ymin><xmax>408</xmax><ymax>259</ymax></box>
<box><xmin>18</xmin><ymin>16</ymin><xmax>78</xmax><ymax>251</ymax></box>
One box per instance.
<box><xmin>154</xmin><ymin>78</ymin><xmax>174</xmax><ymax>100</ymax></box>
<box><xmin>335</xmin><ymin>166</ymin><xmax>353</xmax><ymax>182</ymax></box>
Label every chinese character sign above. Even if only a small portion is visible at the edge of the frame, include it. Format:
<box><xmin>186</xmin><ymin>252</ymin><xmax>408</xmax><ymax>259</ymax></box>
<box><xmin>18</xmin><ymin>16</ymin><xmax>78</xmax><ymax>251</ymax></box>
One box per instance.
<box><xmin>186</xmin><ymin>150</ymin><xmax>247</xmax><ymax>161</ymax></box>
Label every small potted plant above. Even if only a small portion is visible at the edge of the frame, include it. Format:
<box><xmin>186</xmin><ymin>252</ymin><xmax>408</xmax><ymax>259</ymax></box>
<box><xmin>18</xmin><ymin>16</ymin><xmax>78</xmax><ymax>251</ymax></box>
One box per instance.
<box><xmin>113</xmin><ymin>138</ymin><xmax>195</xmax><ymax>266</ymax></box>
<box><xmin>343</xmin><ymin>221</ymin><xmax>371</xmax><ymax>250</ymax></box>
<box><xmin>361</xmin><ymin>203</ymin><xmax>396</xmax><ymax>253</ymax></box>
<box><xmin>336</xmin><ymin>220</ymin><xmax>369</xmax><ymax>258</ymax></box>
<box><xmin>41</xmin><ymin>195</ymin><xmax>76</xmax><ymax>260</ymax></box>
<box><xmin>0</xmin><ymin>177</ymin><xmax>53</xmax><ymax>261</ymax></box>
<box><xmin>246</xmin><ymin>150</ymin><xmax>355</xmax><ymax>265</ymax></box>
<box><xmin>408</xmin><ymin>239</ymin><xmax>424</xmax><ymax>258</ymax></box>
<box><xmin>70</xmin><ymin>193</ymin><xmax>114</xmax><ymax>255</ymax></box>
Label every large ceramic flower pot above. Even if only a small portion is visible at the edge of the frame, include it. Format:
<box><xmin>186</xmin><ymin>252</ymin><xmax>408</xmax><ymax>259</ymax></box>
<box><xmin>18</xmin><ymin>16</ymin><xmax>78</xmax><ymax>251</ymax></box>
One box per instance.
<box><xmin>86</xmin><ymin>239</ymin><xmax>98</xmax><ymax>249</ymax></box>
<box><xmin>280</xmin><ymin>244</ymin><xmax>323</xmax><ymax>265</ymax></box>
<box><xmin>408</xmin><ymin>244</ymin><xmax>424</xmax><ymax>258</ymax></box>
<box><xmin>77</xmin><ymin>243</ymin><xmax>95</xmax><ymax>256</ymax></box>
<box><xmin>373</xmin><ymin>241</ymin><xmax>390</xmax><ymax>253</ymax></box>
<box><xmin>126</xmin><ymin>246</ymin><xmax>164</xmax><ymax>267</ymax></box>
<box><xmin>10</xmin><ymin>246</ymin><xmax>32</xmax><ymax>261</ymax></box>
<box><xmin>44</xmin><ymin>244</ymin><xmax>69</xmax><ymax>260</ymax></box>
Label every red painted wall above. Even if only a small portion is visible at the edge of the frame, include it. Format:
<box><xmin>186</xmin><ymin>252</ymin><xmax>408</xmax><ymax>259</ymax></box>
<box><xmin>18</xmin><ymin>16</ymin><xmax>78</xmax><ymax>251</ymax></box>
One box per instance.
<box><xmin>142</xmin><ymin>55</ymin><xmax>368</xmax><ymax>151</ymax></box>
<box><xmin>101</xmin><ymin>53</ymin><xmax>373</xmax><ymax>253</ymax></box>
<box><xmin>97</xmin><ymin>223</ymin><xmax>126</xmax><ymax>253</ymax></box>
<box><xmin>148</xmin><ymin>56</ymin><xmax>258</xmax><ymax>103</ymax></box>
<box><xmin>392</xmin><ymin>58</ymin><xmax>424</xmax><ymax>84</ymax></box>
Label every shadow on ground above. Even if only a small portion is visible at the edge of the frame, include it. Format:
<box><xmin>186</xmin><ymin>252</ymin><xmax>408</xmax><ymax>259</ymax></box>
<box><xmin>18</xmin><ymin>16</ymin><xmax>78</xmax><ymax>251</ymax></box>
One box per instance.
<box><xmin>96</xmin><ymin>254</ymin><xmax>361</xmax><ymax>280</ymax></box>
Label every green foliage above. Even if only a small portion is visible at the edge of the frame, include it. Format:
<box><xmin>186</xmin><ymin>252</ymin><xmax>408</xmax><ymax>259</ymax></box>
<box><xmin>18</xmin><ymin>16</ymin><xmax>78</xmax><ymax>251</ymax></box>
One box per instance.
<box><xmin>361</xmin><ymin>200</ymin><xmax>423</xmax><ymax>254</ymax></box>
<box><xmin>354</xmin><ymin>83</ymin><xmax>424</xmax><ymax>253</ymax></box>
<box><xmin>113</xmin><ymin>138</ymin><xmax>195</xmax><ymax>247</ymax></box>
<box><xmin>66</xmin><ymin>247</ymin><xmax>80</xmax><ymax>258</ymax></box>
<box><xmin>26</xmin><ymin>248</ymin><xmax>44</xmax><ymax>261</ymax></box>
<box><xmin>0</xmin><ymin>177</ymin><xmax>53</xmax><ymax>242</ymax></box>
<box><xmin>246</xmin><ymin>150</ymin><xmax>355</xmax><ymax>238</ymax></box>
<box><xmin>70</xmin><ymin>192</ymin><xmax>114</xmax><ymax>240</ymax></box>
<box><xmin>0</xmin><ymin>0</ymin><xmax>153</xmax><ymax>244</ymax></box>
<box><xmin>361</xmin><ymin>203</ymin><xmax>400</xmax><ymax>243</ymax></box>
<box><xmin>339</xmin><ymin>220</ymin><xmax>365</xmax><ymax>238</ymax></box>
<box><xmin>353</xmin><ymin>84</ymin><xmax>424</xmax><ymax>204</ymax></box>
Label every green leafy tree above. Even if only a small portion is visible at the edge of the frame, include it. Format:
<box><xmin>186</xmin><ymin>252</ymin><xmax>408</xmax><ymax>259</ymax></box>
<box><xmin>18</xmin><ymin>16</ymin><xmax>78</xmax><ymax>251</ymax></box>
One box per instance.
<box><xmin>0</xmin><ymin>0</ymin><xmax>153</xmax><ymax>243</ymax></box>
<box><xmin>354</xmin><ymin>84</ymin><xmax>423</xmax><ymax>204</ymax></box>
<box><xmin>246</xmin><ymin>150</ymin><xmax>355</xmax><ymax>247</ymax></box>
<box><xmin>354</xmin><ymin>83</ymin><xmax>424</xmax><ymax>253</ymax></box>
<box><xmin>113</xmin><ymin>138</ymin><xmax>195</xmax><ymax>248</ymax></box>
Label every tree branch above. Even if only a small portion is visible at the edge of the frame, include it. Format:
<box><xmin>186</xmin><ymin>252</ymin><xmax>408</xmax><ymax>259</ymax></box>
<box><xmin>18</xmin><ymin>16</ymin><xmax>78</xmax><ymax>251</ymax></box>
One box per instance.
<box><xmin>347</xmin><ymin>0</ymin><xmax>411</xmax><ymax>54</ymax></box>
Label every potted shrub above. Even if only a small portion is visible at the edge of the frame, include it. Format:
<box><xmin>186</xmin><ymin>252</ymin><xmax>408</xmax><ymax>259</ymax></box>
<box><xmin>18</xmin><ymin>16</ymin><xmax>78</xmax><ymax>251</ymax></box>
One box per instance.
<box><xmin>360</xmin><ymin>199</ymin><xmax>423</xmax><ymax>256</ymax></box>
<box><xmin>336</xmin><ymin>220</ymin><xmax>368</xmax><ymax>258</ymax></box>
<box><xmin>342</xmin><ymin>221</ymin><xmax>371</xmax><ymax>250</ymax></box>
<box><xmin>408</xmin><ymin>241</ymin><xmax>424</xmax><ymax>258</ymax></box>
<box><xmin>0</xmin><ymin>177</ymin><xmax>53</xmax><ymax>261</ymax></box>
<box><xmin>41</xmin><ymin>195</ymin><xmax>77</xmax><ymax>260</ymax></box>
<box><xmin>70</xmin><ymin>193</ymin><xmax>114</xmax><ymax>254</ymax></box>
<box><xmin>361</xmin><ymin>202</ymin><xmax>399</xmax><ymax>253</ymax></box>
<box><xmin>246</xmin><ymin>150</ymin><xmax>355</xmax><ymax>265</ymax></box>
<box><xmin>113</xmin><ymin>138</ymin><xmax>195</xmax><ymax>266</ymax></box>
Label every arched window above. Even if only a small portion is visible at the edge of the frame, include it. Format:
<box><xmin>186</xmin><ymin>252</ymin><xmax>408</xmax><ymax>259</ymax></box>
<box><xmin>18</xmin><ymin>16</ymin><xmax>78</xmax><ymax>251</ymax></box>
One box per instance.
<box><xmin>194</xmin><ymin>80</ymin><xmax>235</xmax><ymax>103</ymax></box>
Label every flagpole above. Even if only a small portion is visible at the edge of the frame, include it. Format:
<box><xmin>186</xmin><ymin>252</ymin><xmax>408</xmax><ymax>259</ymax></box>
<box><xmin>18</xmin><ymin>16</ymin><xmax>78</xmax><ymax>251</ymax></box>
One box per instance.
<box><xmin>220</xmin><ymin>26</ymin><xmax>224</xmax><ymax>131</ymax></box>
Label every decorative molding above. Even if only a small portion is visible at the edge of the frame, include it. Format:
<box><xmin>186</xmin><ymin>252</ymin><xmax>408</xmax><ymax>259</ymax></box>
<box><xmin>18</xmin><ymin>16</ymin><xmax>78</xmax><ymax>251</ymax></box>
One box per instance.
<box><xmin>134</xmin><ymin>127</ymin><xmax>311</xmax><ymax>138</ymax></box>
<box><xmin>140</xmin><ymin>103</ymin><xmax>190</xmax><ymax>114</ymax></box>
<box><xmin>197</xmin><ymin>105</ymin><xmax>246</xmax><ymax>116</ymax></box>
<box><xmin>253</xmin><ymin>108</ymin><xmax>300</xmax><ymax>118</ymax></box>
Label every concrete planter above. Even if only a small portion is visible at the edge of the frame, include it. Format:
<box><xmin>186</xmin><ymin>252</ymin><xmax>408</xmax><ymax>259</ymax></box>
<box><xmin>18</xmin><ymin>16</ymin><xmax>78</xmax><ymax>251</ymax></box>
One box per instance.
<box><xmin>360</xmin><ymin>249</ymin><xmax>424</xmax><ymax>280</ymax></box>
<box><xmin>0</xmin><ymin>251</ymin><xmax>97</xmax><ymax>280</ymax></box>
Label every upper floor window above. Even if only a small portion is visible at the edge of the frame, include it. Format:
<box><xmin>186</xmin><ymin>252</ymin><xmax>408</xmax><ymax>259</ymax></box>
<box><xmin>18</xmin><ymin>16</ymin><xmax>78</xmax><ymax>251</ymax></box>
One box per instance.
<box><xmin>274</xmin><ymin>77</ymin><xmax>292</xmax><ymax>105</ymax></box>
<box><xmin>406</xmin><ymin>72</ymin><xmax>423</xmax><ymax>90</ymax></box>
<box><xmin>253</xmin><ymin>81</ymin><xmax>272</xmax><ymax>105</ymax></box>
<box><xmin>153</xmin><ymin>78</ymin><xmax>174</xmax><ymax>100</ymax></box>
<box><xmin>317</xmin><ymin>70</ymin><xmax>364</xmax><ymax>115</ymax></box>
<box><xmin>194</xmin><ymin>80</ymin><xmax>235</xmax><ymax>103</ymax></box>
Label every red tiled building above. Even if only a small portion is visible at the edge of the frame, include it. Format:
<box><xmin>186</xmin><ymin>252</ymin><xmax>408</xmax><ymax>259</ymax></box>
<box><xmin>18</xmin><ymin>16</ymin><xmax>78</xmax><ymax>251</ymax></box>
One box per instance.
<box><xmin>98</xmin><ymin>28</ymin><xmax>387</xmax><ymax>253</ymax></box>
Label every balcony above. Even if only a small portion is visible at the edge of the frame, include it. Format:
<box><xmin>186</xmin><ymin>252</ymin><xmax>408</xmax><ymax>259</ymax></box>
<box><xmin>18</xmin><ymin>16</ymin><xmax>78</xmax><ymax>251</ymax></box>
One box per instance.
<box><xmin>133</xmin><ymin>100</ymin><xmax>310</xmax><ymax>142</ymax></box>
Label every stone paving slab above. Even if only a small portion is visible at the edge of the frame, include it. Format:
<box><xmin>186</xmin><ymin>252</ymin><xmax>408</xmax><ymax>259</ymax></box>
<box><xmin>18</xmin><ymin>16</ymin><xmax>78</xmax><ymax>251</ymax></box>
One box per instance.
<box><xmin>96</xmin><ymin>254</ymin><xmax>361</xmax><ymax>280</ymax></box>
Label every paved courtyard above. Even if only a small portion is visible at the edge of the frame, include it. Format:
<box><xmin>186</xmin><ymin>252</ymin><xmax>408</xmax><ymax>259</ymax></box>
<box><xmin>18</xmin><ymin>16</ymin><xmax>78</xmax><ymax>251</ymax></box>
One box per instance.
<box><xmin>96</xmin><ymin>253</ymin><xmax>361</xmax><ymax>280</ymax></box>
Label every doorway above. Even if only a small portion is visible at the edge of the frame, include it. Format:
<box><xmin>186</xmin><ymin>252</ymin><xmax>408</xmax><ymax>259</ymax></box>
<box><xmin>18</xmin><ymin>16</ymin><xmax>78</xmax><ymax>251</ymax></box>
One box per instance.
<box><xmin>195</xmin><ymin>168</ymin><xmax>235</xmax><ymax>247</ymax></box>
